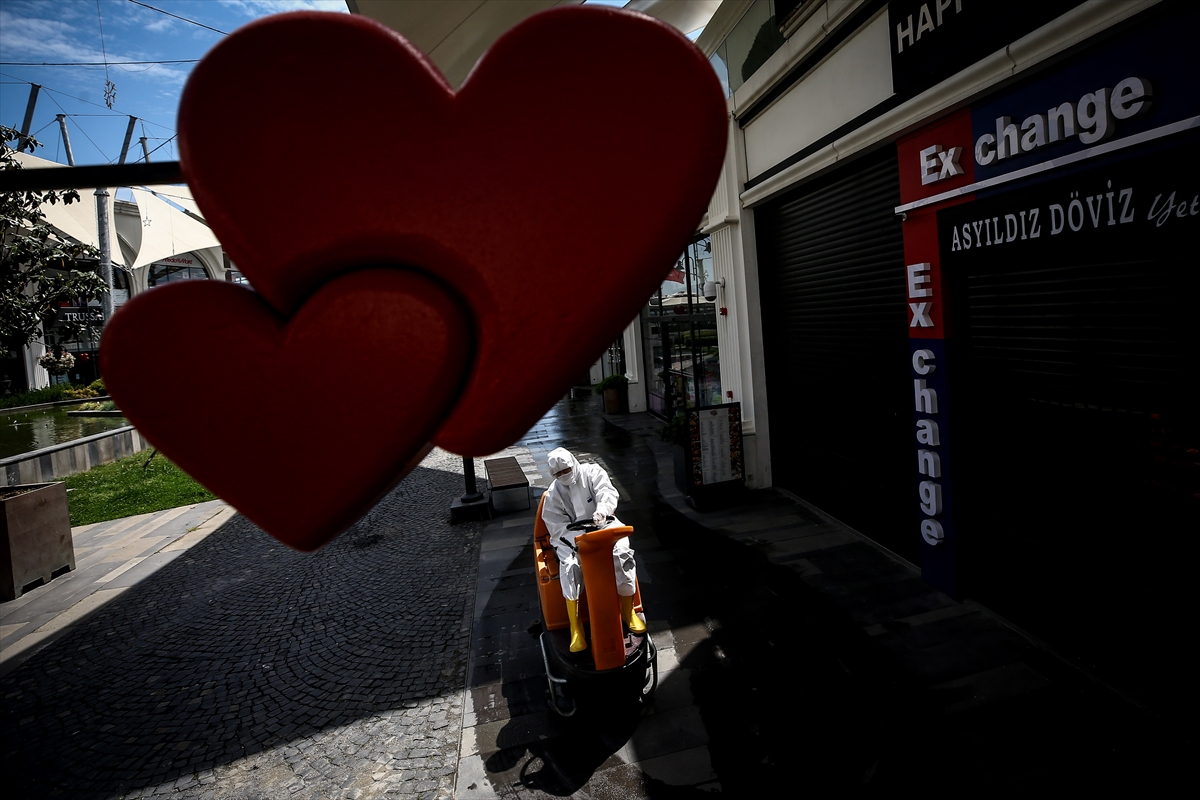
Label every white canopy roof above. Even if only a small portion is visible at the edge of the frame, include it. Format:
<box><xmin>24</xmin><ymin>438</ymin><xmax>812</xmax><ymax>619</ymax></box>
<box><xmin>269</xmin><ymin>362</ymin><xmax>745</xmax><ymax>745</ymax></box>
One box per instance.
<box><xmin>10</xmin><ymin>151</ymin><xmax>123</xmax><ymax>263</ymax></box>
<box><xmin>143</xmin><ymin>184</ymin><xmax>204</xmax><ymax>218</ymax></box>
<box><xmin>346</xmin><ymin>0</ymin><xmax>720</xmax><ymax>88</ymax></box>
<box><xmin>10</xmin><ymin>151</ymin><xmax>219</xmax><ymax>272</ymax></box>
<box><xmin>128</xmin><ymin>187</ymin><xmax>221</xmax><ymax>270</ymax></box>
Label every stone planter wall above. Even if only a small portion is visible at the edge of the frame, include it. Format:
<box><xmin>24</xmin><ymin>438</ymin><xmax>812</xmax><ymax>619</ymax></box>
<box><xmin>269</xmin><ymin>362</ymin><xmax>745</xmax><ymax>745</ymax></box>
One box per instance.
<box><xmin>0</xmin><ymin>426</ymin><xmax>150</xmax><ymax>488</ymax></box>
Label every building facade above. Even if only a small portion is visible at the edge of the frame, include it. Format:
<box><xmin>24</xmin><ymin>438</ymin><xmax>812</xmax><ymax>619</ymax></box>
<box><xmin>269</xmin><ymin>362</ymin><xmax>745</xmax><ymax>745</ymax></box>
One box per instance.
<box><xmin>688</xmin><ymin>0</ymin><xmax>1197</xmax><ymax>721</ymax></box>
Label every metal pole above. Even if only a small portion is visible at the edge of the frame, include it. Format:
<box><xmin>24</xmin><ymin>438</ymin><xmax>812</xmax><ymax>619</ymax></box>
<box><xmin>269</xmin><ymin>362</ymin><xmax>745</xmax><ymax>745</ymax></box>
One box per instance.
<box><xmin>17</xmin><ymin>84</ymin><xmax>40</xmax><ymax>152</ymax></box>
<box><xmin>118</xmin><ymin>116</ymin><xmax>137</xmax><ymax>164</ymax></box>
<box><xmin>94</xmin><ymin>187</ymin><xmax>115</xmax><ymax>322</ymax></box>
<box><xmin>139</xmin><ymin>137</ymin><xmax>151</xmax><ymax>163</ymax></box>
<box><xmin>461</xmin><ymin>457</ymin><xmax>483</xmax><ymax>502</ymax></box>
<box><xmin>56</xmin><ymin>114</ymin><xmax>75</xmax><ymax>166</ymax></box>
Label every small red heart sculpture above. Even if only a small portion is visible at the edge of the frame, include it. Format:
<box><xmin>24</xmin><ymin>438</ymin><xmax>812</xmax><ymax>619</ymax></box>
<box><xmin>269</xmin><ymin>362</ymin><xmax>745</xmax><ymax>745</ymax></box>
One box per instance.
<box><xmin>100</xmin><ymin>270</ymin><xmax>471</xmax><ymax>551</ymax></box>
<box><xmin>177</xmin><ymin>7</ymin><xmax>727</xmax><ymax>455</ymax></box>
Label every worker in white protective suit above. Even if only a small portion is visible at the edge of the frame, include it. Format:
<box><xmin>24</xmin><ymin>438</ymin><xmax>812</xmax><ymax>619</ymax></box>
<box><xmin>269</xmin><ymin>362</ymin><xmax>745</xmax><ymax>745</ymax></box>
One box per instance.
<box><xmin>541</xmin><ymin>447</ymin><xmax>645</xmax><ymax>652</ymax></box>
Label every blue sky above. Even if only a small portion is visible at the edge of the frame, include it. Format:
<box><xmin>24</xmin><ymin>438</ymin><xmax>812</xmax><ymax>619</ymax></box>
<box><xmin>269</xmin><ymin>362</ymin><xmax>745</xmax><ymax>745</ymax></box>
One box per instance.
<box><xmin>0</xmin><ymin>0</ymin><xmax>347</xmax><ymax>167</ymax></box>
<box><xmin>1</xmin><ymin>1</ymin><xmax>690</xmax><ymax>170</ymax></box>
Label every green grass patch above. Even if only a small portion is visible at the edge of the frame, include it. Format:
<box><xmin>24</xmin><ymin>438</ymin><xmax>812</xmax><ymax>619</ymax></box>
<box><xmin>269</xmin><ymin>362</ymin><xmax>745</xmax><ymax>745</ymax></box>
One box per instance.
<box><xmin>64</xmin><ymin>449</ymin><xmax>216</xmax><ymax>527</ymax></box>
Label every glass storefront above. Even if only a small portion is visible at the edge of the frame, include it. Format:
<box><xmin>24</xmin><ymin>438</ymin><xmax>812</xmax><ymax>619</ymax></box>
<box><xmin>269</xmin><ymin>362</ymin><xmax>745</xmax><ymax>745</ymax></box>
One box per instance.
<box><xmin>148</xmin><ymin>259</ymin><xmax>208</xmax><ymax>287</ymax></box>
<box><xmin>643</xmin><ymin>236</ymin><xmax>722</xmax><ymax>418</ymax></box>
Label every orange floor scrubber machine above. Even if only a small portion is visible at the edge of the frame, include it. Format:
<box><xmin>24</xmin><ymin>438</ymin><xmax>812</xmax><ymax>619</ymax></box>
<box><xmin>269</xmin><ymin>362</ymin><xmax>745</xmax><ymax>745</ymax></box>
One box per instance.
<box><xmin>533</xmin><ymin>494</ymin><xmax>658</xmax><ymax>717</ymax></box>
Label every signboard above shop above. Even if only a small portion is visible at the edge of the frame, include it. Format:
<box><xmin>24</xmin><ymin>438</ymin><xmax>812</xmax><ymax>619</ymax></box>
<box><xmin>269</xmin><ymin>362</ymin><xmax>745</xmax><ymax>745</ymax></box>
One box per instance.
<box><xmin>897</xmin><ymin>3</ymin><xmax>1200</xmax><ymax>211</ymax></box>
<box><xmin>888</xmin><ymin>0</ymin><xmax>1084</xmax><ymax>97</ymax></box>
<box><xmin>53</xmin><ymin>306</ymin><xmax>105</xmax><ymax>326</ymax></box>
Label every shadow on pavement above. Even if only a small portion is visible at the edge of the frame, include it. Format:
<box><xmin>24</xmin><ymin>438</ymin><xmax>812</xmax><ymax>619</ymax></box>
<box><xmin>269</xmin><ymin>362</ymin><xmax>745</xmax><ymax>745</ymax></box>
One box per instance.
<box><xmin>471</xmin><ymin>395</ymin><xmax>1189</xmax><ymax>795</ymax></box>
<box><xmin>471</xmin><ymin>406</ymin><xmax>885</xmax><ymax>796</ymax></box>
<box><xmin>0</xmin><ymin>463</ymin><xmax>482</xmax><ymax>799</ymax></box>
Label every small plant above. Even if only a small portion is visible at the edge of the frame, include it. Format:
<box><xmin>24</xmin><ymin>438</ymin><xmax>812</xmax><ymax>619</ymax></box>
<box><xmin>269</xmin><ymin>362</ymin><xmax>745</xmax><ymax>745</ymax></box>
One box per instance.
<box><xmin>657</xmin><ymin>412</ymin><xmax>689</xmax><ymax>447</ymax></box>
<box><xmin>0</xmin><ymin>384</ymin><xmax>74</xmax><ymax>409</ymax></box>
<box><xmin>76</xmin><ymin>400</ymin><xmax>115</xmax><ymax>412</ymax></box>
<box><xmin>62</xmin><ymin>384</ymin><xmax>100</xmax><ymax>399</ymax></box>
<box><xmin>594</xmin><ymin>374</ymin><xmax>629</xmax><ymax>395</ymax></box>
<box><xmin>0</xmin><ymin>379</ymin><xmax>105</xmax><ymax>409</ymax></box>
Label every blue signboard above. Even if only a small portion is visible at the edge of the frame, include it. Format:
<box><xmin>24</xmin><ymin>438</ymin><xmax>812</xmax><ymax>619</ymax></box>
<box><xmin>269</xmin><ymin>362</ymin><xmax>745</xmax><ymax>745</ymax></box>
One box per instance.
<box><xmin>970</xmin><ymin>5</ymin><xmax>1200</xmax><ymax>186</ymax></box>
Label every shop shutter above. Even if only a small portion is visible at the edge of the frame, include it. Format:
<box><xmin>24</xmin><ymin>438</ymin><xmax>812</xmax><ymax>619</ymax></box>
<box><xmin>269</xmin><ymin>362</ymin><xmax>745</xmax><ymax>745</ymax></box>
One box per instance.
<box><xmin>755</xmin><ymin>147</ymin><xmax>913</xmax><ymax>560</ymax></box>
<box><xmin>950</xmin><ymin>203</ymin><xmax>1198</xmax><ymax>717</ymax></box>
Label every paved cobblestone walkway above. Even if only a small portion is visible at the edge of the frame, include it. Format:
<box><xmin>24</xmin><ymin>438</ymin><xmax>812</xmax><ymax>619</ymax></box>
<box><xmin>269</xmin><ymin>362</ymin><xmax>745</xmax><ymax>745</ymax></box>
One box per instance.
<box><xmin>1</xmin><ymin>449</ymin><xmax>484</xmax><ymax>800</ymax></box>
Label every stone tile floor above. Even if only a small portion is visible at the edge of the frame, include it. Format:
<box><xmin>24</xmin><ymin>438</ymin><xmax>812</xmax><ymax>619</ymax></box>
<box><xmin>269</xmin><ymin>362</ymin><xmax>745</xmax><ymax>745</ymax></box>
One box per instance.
<box><xmin>2</xmin><ymin>499</ymin><xmax>235</xmax><ymax>676</ymax></box>
<box><xmin>1</xmin><ymin>394</ymin><xmax>1191</xmax><ymax>798</ymax></box>
<box><xmin>1</xmin><ymin>448</ymin><xmax>485</xmax><ymax>799</ymax></box>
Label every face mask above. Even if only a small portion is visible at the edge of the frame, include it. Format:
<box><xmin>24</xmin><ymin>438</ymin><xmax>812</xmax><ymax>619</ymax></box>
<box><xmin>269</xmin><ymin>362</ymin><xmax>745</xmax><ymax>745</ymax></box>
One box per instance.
<box><xmin>556</xmin><ymin>468</ymin><xmax>576</xmax><ymax>486</ymax></box>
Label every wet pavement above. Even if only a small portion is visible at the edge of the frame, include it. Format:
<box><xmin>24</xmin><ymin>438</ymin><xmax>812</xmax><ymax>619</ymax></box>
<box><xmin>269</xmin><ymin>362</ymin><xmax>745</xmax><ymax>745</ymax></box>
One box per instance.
<box><xmin>0</xmin><ymin>393</ymin><xmax>1190</xmax><ymax>798</ymax></box>
<box><xmin>459</xmin><ymin>392</ymin><xmax>1191</xmax><ymax>795</ymax></box>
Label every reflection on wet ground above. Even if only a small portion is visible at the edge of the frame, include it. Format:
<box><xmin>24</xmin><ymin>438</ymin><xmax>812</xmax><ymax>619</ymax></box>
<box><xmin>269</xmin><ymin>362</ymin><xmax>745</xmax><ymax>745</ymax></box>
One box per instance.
<box><xmin>462</xmin><ymin>396</ymin><xmax>880</xmax><ymax>796</ymax></box>
<box><xmin>461</xmin><ymin>393</ymin><xmax>1189</xmax><ymax>796</ymax></box>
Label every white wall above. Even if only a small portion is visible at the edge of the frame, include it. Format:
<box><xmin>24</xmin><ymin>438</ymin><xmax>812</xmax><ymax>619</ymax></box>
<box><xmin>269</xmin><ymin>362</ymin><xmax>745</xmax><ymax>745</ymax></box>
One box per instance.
<box><xmin>622</xmin><ymin>317</ymin><xmax>647</xmax><ymax>414</ymax></box>
<box><xmin>742</xmin><ymin>7</ymin><xmax>892</xmax><ymax>179</ymax></box>
<box><xmin>703</xmin><ymin>103</ymin><xmax>772</xmax><ymax>489</ymax></box>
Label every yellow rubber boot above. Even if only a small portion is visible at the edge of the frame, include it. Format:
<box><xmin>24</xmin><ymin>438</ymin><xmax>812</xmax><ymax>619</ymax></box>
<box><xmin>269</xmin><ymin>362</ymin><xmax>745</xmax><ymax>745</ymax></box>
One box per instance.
<box><xmin>566</xmin><ymin>598</ymin><xmax>587</xmax><ymax>652</ymax></box>
<box><xmin>621</xmin><ymin>595</ymin><xmax>646</xmax><ymax>634</ymax></box>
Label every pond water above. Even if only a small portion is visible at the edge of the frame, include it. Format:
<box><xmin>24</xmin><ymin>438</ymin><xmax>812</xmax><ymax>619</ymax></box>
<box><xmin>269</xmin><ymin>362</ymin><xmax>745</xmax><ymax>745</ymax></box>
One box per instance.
<box><xmin>0</xmin><ymin>404</ymin><xmax>130</xmax><ymax>460</ymax></box>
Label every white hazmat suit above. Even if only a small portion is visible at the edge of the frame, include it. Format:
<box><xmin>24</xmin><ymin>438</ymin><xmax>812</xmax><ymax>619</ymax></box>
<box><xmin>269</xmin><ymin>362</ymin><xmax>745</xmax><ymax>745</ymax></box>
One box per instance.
<box><xmin>541</xmin><ymin>447</ymin><xmax>638</xmax><ymax>603</ymax></box>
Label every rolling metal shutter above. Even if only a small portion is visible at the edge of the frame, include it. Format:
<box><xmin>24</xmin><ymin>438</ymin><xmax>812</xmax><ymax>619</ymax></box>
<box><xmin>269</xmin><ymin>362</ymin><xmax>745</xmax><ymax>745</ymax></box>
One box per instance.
<box><xmin>756</xmin><ymin>147</ymin><xmax>913</xmax><ymax>560</ymax></box>
<box><xmin>951</xmin><ymin>197</ymin><xmax>1198</xmax><ymax>719</ymax></box>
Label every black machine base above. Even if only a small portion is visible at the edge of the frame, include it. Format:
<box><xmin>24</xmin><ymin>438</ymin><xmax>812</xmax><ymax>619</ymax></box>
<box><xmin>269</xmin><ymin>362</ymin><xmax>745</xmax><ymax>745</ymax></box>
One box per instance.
<box><xmin>539</xmin><ymin>628</ymin><xmax>657</xmax><ymax>717</ymax></box>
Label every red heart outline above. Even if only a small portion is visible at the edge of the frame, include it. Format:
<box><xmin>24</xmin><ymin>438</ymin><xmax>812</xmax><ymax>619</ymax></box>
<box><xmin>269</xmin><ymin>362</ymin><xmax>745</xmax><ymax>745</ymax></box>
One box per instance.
<box><xmin>177</xmin><ymin>7</ymin><xmax>727</xmax><ymax>455</ymax></box>
<box><xmin>100</xmin><ymin>270</ymin><xmax>472</xmax><ymax>550</ymax></box>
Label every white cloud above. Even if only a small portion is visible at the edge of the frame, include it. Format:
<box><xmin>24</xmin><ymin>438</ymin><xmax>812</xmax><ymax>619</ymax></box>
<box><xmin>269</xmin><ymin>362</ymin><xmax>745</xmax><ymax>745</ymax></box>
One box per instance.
<box><xmin>142</xmin><ymin>16</ymin><xmax>175</xmax><ymax>34</ymax></box>
<box><xmin>0</xmin><ymin>8</ymin><xmax>190</xmax><ymax>87</ymax></box>
<box><xmin>0</xmin><ymin>10</ymin><xmax>96</xmax><ymax>62</ymax></box>
<box><xmin>219</xmin><ymin>0</ymin><xmax>350</xmax><ymax>18</ymax></box>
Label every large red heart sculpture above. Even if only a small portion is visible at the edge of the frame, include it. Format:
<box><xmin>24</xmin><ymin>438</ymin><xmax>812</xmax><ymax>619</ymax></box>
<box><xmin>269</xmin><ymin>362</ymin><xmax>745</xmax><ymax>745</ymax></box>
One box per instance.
<box><xmin>102</xmin><ymin>7</ymin><xmax>727</xmax><ymax>550</ymax></box>
<box><xmin>100</xmin><ymin>270</ymin><xmax>471</xmax><ymax>551</ymax></box>
<box><xmin>176</xmin><ymin>7</ymin><xmax>727</xmax><ymax>456</ymax></box>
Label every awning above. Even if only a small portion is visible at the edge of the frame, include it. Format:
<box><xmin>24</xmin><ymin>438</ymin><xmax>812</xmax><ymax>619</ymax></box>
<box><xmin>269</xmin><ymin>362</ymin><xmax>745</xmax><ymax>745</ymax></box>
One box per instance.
<box><xmin>10</xmin><ymin>151</ymin><xmax>124</xmax><ymax>265</ymax></box>
<box><xmin>348</xmin><ymin>0</ymin><xmax>721</xmax><ymax>89</ymax></box>
<box><xmin>143</xmin><ymin>184</ymin><xmax>204</xmax><ymax>218</ymax></box>
<box><xmin>128</xmin><ymin>187</ymin><xmax>221</xmax><ymax>270</ymax></box>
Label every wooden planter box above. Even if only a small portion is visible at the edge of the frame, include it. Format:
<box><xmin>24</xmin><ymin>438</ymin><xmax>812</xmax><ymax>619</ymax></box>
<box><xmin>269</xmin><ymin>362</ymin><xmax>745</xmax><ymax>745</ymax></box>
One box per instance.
<box><xmin>0</xmin><ymin>483</ymin><xmax>75</xmax><ymax>601</ymax></box>
<box><xmin>602</xmin><ymin>386</ymin><xmax>628</xmax><ymax>414</ymax></box>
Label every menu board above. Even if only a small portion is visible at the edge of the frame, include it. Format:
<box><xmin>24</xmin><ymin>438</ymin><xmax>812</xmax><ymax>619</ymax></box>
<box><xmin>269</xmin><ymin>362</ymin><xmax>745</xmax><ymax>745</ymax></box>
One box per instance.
<box><xmin>688</xmin><ymin>403</ymin><xmax>744</xmax><ymax>487</ymax></box>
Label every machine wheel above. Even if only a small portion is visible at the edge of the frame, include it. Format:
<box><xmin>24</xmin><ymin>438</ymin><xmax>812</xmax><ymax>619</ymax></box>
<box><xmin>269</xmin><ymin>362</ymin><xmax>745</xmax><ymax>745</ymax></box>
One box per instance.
<box><xmin>641</xmin><ymin>633</ymin><xmax>659</xmax><ymax>701</ymax></box>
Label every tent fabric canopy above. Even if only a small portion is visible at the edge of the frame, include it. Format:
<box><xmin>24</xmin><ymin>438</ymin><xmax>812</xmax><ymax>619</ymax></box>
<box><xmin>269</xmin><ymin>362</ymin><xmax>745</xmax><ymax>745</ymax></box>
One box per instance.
<box><xmin>9</xmin><ymin>151</ymin><xmax>220</xmax><ymax>273</ymax></box>
<box><xmin>144</xmin><ymin>184</ymin><xmax>204</xmax><ymax>218</ymax></box>
<box><xmin>10</xmin><ymin>151</ymin><xmax>123</xmax><ymax>263</ymax></box>
<box><xmin>348</xmin><ymin>0</ymin><xmax>721</xmax><ymax>89</ymax></box>
<box><xmin>128</xmin><ymin>187</ymin><xmax>220</xmax><ymax>270</ymax></box>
